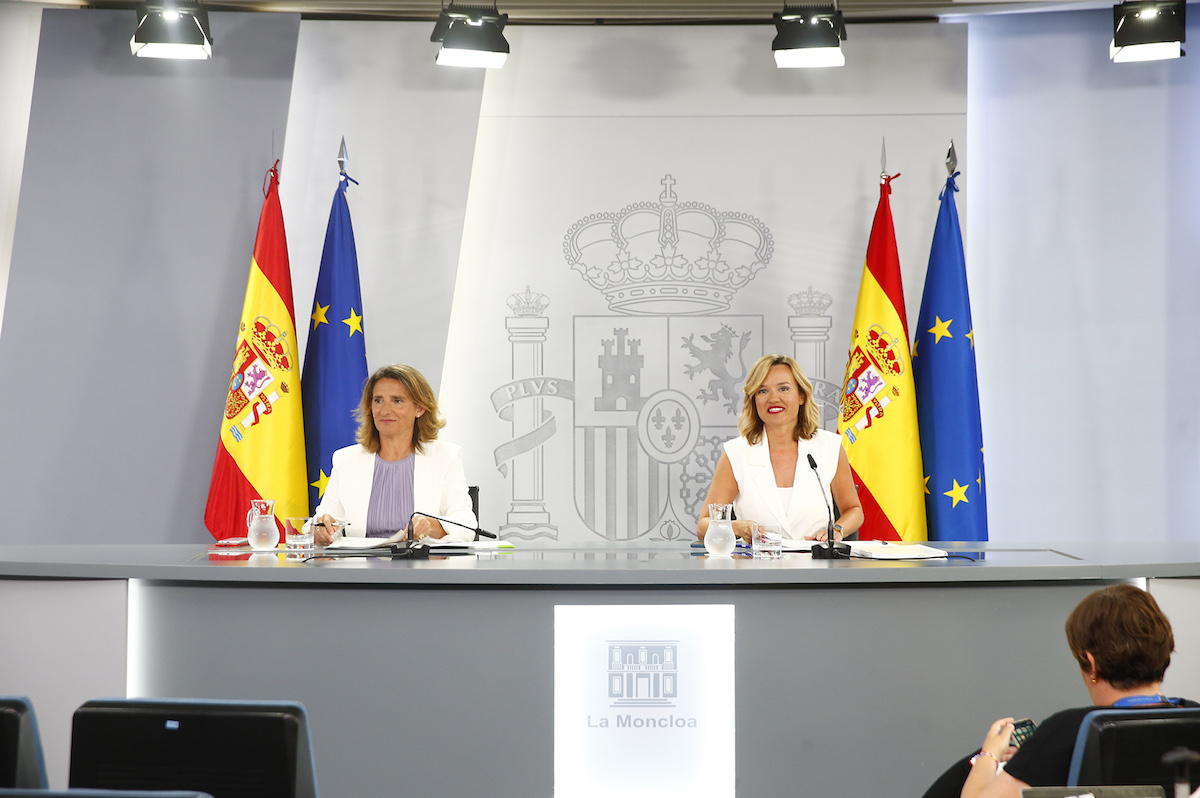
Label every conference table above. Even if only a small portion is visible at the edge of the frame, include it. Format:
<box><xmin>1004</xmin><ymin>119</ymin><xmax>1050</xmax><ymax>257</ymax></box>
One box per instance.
<box><xmin>3</xmin><ymin>540</ymin><xmax>1200</xmax><ymax>798</ymax></box>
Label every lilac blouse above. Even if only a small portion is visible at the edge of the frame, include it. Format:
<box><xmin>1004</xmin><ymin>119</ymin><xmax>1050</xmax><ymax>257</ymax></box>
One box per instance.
<box><xmin>365</xmin><ymin>454</ymin><xmax>415</xmax><ymax>538</ymax></box>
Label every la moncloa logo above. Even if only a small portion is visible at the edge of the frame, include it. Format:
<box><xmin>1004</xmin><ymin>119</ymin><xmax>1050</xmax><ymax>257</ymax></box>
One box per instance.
<box><xmin>607</xmin><ymin>641</ymin><xmax>678</xmax><ymax>708</ymax></box>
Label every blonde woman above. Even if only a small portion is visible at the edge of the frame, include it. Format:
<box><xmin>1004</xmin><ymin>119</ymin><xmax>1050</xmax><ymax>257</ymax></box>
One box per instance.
<box><xmin>696</xmin><ymin>354</ymin><xmax>862</xmax><ymax>543</ymax></box>
<box><xmin>314</xmin><ymin>363</ymin><xmax>475</xmax><ymax>544</ymax></box>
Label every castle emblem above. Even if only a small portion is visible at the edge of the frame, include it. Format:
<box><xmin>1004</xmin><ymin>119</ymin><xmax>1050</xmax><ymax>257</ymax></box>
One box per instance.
<box><xmin>596</xmin><ymin>329</ymin><xmax>645</xmax><ymax>412</ymax></box>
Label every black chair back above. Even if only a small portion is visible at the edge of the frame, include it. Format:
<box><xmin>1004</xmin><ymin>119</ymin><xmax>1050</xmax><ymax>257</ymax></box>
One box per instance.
<box><xmin>1021</xmin><ymin>787</ymin><xmax>1164</xmax><ymax>797</ymax></box>
<box><xmin>0</xmin><ymin>791</ymin><xmax>214</xmax><ymax>798</ymax></box>
<box><xmin>1067</xmin><ymin>707</ymin><xmax>1200</xmax><ymax>796</ymax></box>
<box><xmin>0</xmin><ymin>697</ymin><xmax>47</xmax><ymax>789</ymax></box>
<box><xmin>70</xmin><ymin>699</ymin><xmax>318</xmax><ymax>798</ymax></box>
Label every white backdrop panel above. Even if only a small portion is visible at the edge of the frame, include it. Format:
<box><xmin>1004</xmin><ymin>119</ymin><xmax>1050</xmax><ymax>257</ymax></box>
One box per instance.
<box><xmin>967</xmin><ymin>10</ymin><xmax>1200</xmax><ymax>543</ymax></box>
<box><xmin>441</xmin><ymin>23</ymin><xmax>966</xmax><ymax>545</ymax></box>
<box><xmin>0</xmin><ymin>1</ymin><xmax>43</xmax><ymax>332</ymax></box>
<box><xmin>281</xmin><ymin>20</ymin><xmax>485</xmax><ymax>388</ymax></box>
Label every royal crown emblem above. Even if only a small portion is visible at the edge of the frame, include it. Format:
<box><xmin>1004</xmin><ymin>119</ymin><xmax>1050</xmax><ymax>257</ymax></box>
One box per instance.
<box><xmin>507</xmin><ymin>285</ymin><xmax>549</xmax><ymax>317</ymax></box>
<box><xmin>788</xmin><ymin>286</ymin><xmax>834</xmax><ymax>317</ymax></box>
<box><xmin>248</xmin><ymin>316</ymin><xmax>293</xmax><ymax>371</ymax></box>
<box><xmin>223</xmin><ymin>315</ymin><xmax>293</xmax><ymax>422</ymax></box>
<box><xmin>563</xmin><ymin>175</ymin><xmax>773</xmax><ymax>316</ymax></box>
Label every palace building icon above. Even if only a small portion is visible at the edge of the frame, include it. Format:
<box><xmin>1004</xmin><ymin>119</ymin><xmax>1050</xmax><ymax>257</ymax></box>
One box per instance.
<box><xmin>608</xmin><ymin>641</ymin><xmax>678</xmax><ymax>707</ymax></box>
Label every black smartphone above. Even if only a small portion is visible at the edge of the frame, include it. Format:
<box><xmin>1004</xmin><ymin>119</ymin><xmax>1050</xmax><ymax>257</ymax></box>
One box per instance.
<box><xmin>1010</xmin><ymin>717</ymin><xmax>1037</xmax><ymax>748</ymax></box>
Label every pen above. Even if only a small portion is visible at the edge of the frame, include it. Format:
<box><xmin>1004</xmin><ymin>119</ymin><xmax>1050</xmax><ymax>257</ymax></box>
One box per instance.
<box><xmin>313</xmin><ymin>521</ymin><xmax>351</xmax><ymax>537</ymax></box>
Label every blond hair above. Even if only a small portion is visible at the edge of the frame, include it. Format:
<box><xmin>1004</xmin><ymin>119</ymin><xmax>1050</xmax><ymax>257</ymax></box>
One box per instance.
<box><xmin>738</xmin><ymin>354</ymin><xmax>821</xmax><ymax>445</ymax></box>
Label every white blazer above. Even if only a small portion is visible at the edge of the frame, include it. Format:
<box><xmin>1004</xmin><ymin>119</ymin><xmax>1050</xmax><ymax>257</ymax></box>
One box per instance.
<box><xmin>722</xmin><ymin>429</ymin><xmax>842</xmax><ymax>540</ymax></box>
<box><xmin>314</xmin><ymin>440</ymin><xmax>477</xmax><ymax>542</ymax></box>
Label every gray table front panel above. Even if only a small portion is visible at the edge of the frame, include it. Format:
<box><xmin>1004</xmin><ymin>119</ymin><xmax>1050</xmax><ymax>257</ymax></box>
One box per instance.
<box><xmin>137</xmin><ymin>579</ymin><xmax>1107</xmax><ymax>798</ymax></box>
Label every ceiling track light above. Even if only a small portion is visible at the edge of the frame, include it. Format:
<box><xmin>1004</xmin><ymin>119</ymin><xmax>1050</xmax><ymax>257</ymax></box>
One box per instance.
<box><xmin>1111</xmin><ymin>0</ymin><xmax>1185</xmax><ymax>62</ymax></box>
<box><xmin>772</xmin><ymin>3</ymin><xmax>846</xmax><ymax>68</ymax></box>
<box><xmin>130</xmin><ymin>3</ymin><xmax>212</xmax><ymax>59</ymax></box>
<box><xmin>431</xmin><ymin>2</ymin><xmax>509</xmax><ymax>69</ymax></box>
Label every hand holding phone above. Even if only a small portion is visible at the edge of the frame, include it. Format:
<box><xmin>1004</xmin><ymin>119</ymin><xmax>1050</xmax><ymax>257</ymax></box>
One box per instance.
<box><xmin>1009</xmin><ymin>718</ymin><xmax>1037</xmax><ymax>748</ymax></box>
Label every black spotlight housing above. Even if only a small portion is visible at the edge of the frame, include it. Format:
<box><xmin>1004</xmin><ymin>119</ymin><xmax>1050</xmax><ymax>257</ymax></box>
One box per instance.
<box><xmin>1111</xmin><ymin>0</ymin><xmax>1185</xmax><ymax>62</ymax></box>
<box><xmin>130</xmin><ymin>3</ymin><xmax>213</xmax><ymax>59</ymax></box>
<box><xmin>431</xmin><ymin>2</ymin><xmax>509</xmax><ymax>68</ymax></box>
<box><xmin>772</xmin><ymin>4</ymin><xmax>847</xmax><ymax>68</ymax></box>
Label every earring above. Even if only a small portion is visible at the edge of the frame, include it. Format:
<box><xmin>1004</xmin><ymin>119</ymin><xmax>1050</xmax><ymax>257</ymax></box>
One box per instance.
<box><xmin>1090</xmin><ymin>677</ymin><xmax>1097</xmax><ymax>684</ymax></box>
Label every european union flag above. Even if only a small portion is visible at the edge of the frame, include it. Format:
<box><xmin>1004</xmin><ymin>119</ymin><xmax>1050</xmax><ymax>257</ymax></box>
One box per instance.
<box><xmin>302</xmin><ymin>172</ymin><xmax>368</xmax><ymax>514</ymax></box>
<box><xmin>913</xmin><ymin>171</ymin><xmax>987</xmax><ymax>542</ymax></box>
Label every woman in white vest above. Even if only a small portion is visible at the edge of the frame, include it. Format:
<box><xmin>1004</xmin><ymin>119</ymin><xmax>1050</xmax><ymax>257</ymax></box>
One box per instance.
<box><xmin>696</xmin><ymin>354</ymin><xmax>862</xmax><ymax>544</ymax></box>
<box><xmin>313</xmin><ymin>363</ymin><xmax>475</xmax><ymax>545</ymax></box>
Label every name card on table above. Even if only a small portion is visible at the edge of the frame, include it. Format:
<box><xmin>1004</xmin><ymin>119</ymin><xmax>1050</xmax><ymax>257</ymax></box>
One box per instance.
<box><xmin>554</xmin><ymin>604</ymin><xmax>735</xmax><ymax>798</ymax></box>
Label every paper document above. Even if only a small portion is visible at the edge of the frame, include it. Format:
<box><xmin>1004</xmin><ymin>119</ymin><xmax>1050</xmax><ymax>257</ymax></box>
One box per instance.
<box><xmin>776</xmin><ymin>539</ymin><xmax>947</xmax><ymax>558</ymax></box>
<box><xmin>779</xmin><ymin>539</ymin><xmax>816</xmax><ymax>552</ymax></box>
<box><xmin>326</xmin><ymin>533</ymin><xmax>514</xmax><ymax>551</ymax></box>
<box><xmin>848</xmin><ymin>541</ymin><xmax>947</xmax><ymax>559</ymax></box>
<box><xmin>425</xmin><ymin>539</ymin><xmax>515</xmax><ymax>551</ymax></box>
<box><xmin>326</xmin><ymin>529</ymin><xmax>407</xmax><ymax>550</ymax></box>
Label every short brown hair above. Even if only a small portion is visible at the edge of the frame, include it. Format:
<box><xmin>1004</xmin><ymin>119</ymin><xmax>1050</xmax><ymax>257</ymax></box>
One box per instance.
<box><xmin>355</xmin><ymin>363</ymin><xmax>445</xmax><ymax>455</ymax></box>
<box><xmin>738</xmin><ymin>354</ymin><xmax>822</xmax><ymax>445</ymax></box>
<box><xmin>1065</xmin><ymin>584</ymin><xmax>1174</xmax><ymax>690</ymax></box>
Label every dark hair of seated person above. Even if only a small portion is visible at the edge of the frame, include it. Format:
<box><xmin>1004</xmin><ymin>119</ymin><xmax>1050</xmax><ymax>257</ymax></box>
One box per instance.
<box><xmin>1064</xmin><ymin>582</ymin><xmax>1173</xmax><ymax>689</ymax></box>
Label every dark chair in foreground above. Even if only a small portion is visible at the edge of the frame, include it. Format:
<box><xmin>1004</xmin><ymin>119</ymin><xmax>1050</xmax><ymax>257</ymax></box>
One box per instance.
<box><xmin>1021</xmin><ymin>786</ymin><xmax>1165</xmax><ymax>797</ymax></box>
<box><xmin>1067</xmin><ymin>707</ymin><xmax>1200</xmax><ymax>797</ymax></box>
<box><xmin>0</xmin><ymin>697</ymin><xmax>47</xmax><ymax>790</ymax></box>
<box><xmin>69</xmin><ymin>699</ymin><xmax>318</xmax><ymax>798</ymax></box>
<box><xmin>0</xmin><ymin>791</ymin><xmax>214</xmax><ymax>798</ymax></box>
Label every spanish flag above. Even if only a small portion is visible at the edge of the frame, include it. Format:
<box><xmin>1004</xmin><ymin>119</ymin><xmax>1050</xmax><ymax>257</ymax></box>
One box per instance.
<box><xmin>204</xmin><ymin>163</ymin><xmax>307</xmax><ymax>542</ymax></box>
<box><xmin>838</xmin><ymin>174</ymin><xmax>928</xmax><ymax>542</ymax></box>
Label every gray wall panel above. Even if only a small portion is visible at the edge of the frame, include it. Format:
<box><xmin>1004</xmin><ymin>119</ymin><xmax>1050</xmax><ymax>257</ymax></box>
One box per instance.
<box><xmin>0</xmin><ymin>9</ymin><xmax>299</xmax><ymax>544</ymax></box>
<box><xmin>0</xmin><ymin>579</ymin><xmax>126</xmax><ymax>789</ymax></box>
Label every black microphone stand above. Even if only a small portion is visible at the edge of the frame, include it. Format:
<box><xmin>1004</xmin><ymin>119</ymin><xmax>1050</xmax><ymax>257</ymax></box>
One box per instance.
<box><xmin>807</xmin><ymin>454</ymin><xmax>850</xmax><ymax>560</ymax></box>
<box><xmin>408</xmin><ymin>511</ymin><xmax>497</xmax><ymax>539</ymax></box>
<box><xmin>391</xmin><ymin>511</ymin><xmax>498</xmax><ymax>559</ymax></box>
<box><xmin>388</xmin><ymin>522</ymin><xmax>430</xmax><ymax>559</ymax></box>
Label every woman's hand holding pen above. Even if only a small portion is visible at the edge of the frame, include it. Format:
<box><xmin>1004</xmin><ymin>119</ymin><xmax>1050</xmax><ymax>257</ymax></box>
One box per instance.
<box><xmin>313</xmin><ymin>513</ymin><xmax>345</xmax><ymax>546</ymax></box>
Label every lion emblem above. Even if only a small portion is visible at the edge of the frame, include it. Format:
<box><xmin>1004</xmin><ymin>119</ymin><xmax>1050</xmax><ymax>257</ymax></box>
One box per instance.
<box><xmin>681</xmin><ymin>325</ymin><xmax>753</xmax><ymax>413</ymax></box>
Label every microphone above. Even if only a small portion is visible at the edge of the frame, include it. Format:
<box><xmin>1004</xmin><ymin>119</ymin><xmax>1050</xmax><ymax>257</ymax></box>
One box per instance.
<box><xmin>407</xmin><ymin>510</ymin><xmax>498</xmax><ymax>540</ymax></box>
<box><xmin>807</xmin><ymin>454</ymin><xmax>850</xmax><ymax>560</ymax></box>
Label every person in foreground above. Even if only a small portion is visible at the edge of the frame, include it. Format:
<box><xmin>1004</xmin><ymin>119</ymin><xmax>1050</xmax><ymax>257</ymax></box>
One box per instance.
<box><xmin>695</xmin><ymin>354</ymin><xmax>862</xmax><ymax>544</ymax></box>
<box><xmin>924</xmin><ymin>583</ymin><xmax>1197</xmax><ymax>798</ymax></box>
<box><xmin>313</xmin><ymin>363</ymin><xmax>476</xmax><ymax>545</ymax></box>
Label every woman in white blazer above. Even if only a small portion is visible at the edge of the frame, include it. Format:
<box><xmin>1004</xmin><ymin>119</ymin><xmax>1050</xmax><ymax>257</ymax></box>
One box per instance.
<box><xmin>696</xmin><ymin>354</ymin><xmax>862</xmax><ymax>544</ymax></box>
<box><xmin>313</xmin><ymin>363</ymin><xmax>476</xmax><ymax>544</ymax></box>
